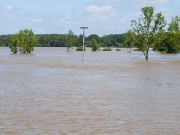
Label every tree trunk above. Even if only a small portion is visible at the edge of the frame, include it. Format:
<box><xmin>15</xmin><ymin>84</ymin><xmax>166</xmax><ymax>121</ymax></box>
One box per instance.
<box><xmin>145</xmin><ymin>48</ymin><xmax>149</xmax><ymax>60</ymax></box>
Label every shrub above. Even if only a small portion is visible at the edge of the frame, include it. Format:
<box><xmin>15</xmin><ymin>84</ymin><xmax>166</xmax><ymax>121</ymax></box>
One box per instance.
<box><xmin>116</xmin><ymin>48</ymin><xmax>121</xmax><ymax>51</ymax></box>
<box><xmin>161</xmin><ymin>51</ymin><xmax>167</xmax><ymax>54</ymax></box>
<box><xmin>76</xmin><ymin>46</ymin><xmax>86</xmax><ymax>51</ymax></box>
<box><xmin>91</xmin><ymin>38</ymin><xmax>100</xmax><ymax>51</ymax></box>
<box><xmin>133</xmin><ymin>48</ymin><xmax>140</xmax><ymax>51</ymax></box>
<box><xmin>102</xmin><ymin>47</ymin><xmax>112</xmax><ymax>51</ymax></box>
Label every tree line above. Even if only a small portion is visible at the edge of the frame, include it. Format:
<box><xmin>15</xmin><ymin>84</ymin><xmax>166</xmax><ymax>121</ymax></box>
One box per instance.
<box><xmin>0</xmin><ymin>33</ymin><xmax>126</xmax><ymax>48</ymax></box>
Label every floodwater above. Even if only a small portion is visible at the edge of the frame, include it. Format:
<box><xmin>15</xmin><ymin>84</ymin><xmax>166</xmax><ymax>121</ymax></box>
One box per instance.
<box><xmin>0</xmin><ymin>47</ymin><xmax>180</xmax><ymax>135</ymax></box>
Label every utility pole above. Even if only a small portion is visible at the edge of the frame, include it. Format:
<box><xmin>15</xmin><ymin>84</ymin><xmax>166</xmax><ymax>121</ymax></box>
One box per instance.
<box><xmin>80</xmin><ymin>27</ymin><xmax>88</xmax><ymax>60</ymax></box>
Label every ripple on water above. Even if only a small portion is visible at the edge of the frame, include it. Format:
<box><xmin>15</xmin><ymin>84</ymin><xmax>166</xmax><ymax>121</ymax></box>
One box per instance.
<box><xmin>1</xmin><ymin>47</ymin><xmax>180</xmax><ymax>134</ymax></box>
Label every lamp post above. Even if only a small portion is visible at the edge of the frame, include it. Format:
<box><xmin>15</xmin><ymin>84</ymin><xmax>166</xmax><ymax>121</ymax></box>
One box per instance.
<box><xmin>80</xmin><ymin>27</ymin><xmax>88</xmax><ymax>60</ymax></box>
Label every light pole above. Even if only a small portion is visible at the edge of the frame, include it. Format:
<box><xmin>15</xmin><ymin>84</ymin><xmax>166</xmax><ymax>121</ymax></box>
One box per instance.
<box><xmin>80</xmin><ymin>27</ymin><xmax>88</xmax><ymax>60</ymax></box>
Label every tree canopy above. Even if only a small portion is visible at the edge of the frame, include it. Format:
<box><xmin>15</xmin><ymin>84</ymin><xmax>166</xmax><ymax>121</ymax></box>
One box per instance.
<box><xmin>131</xmin><ymin>7</ymin><xmax>167</xmax><ymax>60</ymax></box>
<box><xmin>66</xmin><ymin>30</ymin><xmax>76</xmax><ymax>51</ymax></box>
<box><xmin>9</xmin><ymin>29</ymin><xmax>38</xmax><ymax>54</ymax></box>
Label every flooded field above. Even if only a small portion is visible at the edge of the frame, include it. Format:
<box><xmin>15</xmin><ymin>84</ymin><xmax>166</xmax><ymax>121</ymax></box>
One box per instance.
<box><xmin>0</xmin><ymin>47</ymin><xmax>180</xmax><ymax>134</ymax></box>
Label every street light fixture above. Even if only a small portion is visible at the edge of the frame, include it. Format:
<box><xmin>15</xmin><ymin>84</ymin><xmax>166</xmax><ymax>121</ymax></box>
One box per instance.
<box><xmin>80</xmin><ymin>27</ymin><xmax>88</xmax><ymax>60</ymax></box>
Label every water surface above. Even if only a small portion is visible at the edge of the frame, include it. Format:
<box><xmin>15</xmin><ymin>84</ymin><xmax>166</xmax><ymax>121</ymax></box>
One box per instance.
<box><xmin>0</xmin><ymin>47</ymin><xmax>180</xmax><ymax>134</ymax></box>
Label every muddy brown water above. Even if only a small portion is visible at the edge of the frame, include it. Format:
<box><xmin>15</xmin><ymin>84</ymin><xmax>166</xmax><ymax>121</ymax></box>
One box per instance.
<box><xmin>0</xmin><ymin>47</ymin><xmax>180</xmax><ymax>135</ymax></box>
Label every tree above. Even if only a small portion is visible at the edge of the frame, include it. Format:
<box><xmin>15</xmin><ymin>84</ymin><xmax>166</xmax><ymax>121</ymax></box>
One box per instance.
<box><xmin>166</xmin><ymin>16</ymin><xmax>180</xmax><ymax>53</ymax></box>
<box><xmin>9</xmin><ymin>29</ymin><xmax>37</xmax><ymax>53</ymax></box>
<box><xmin>86</xmin><ymin>34</ymin><xmax>100</xmax><ymax>47</ymax></box>
<box><xmin>153</xmin><ymin>16</ymin><xmax>180</xmax><ymax>53</ymax></box>
<box><xmin>66</xmin><ymin>30</ymin><xmax>76</xmax><ymax>51</ymax></box>
<box><xmin>90</xmin><ymin>38</ymin><xmax>100</xmax><ymax>51</ymax></box>
<box><xmin>124</xmin><ymin>30</ymin><xmax>135</xmax><ymax>51</ymax></box>
<box><xmin>131</xmin><ymin>7</ymin><xmax>166</xmax><ymax>60</ymax></box>
<box><xmin>8</xmin><ymin>34</ymin><xmax>19</xmax><ymax>53</ymax></box>
<box><xmin>168</xmin><ymin>16</ymin><xmax>180</xmax><ymax>32</ymax></box>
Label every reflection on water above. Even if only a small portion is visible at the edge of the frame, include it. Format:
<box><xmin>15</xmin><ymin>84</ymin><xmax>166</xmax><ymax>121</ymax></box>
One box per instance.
<box><xmin>0</xmin><ymin>47</ymin><xmax>180</xmax><ymax>134</ymax></box>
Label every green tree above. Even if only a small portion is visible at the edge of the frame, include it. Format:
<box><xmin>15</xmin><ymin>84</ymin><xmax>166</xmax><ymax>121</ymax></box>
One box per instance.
<box><xmin>131</xmin><ymin>7</ymin><xmax>166</xmax><ymax>60</ymax></box>
<box><xmin>8</xmin><ymin>34</ymin><xmax>19</xmax><ymax>53</ymax></box>
<box><xmin>124</xmin><ymin>30</ymin><xmax>135</xmax><ymax>51</ymax></box>
<box><xmin>166</xmin><ymin>16</ymin><xmax>180</xmax><ymax>53</ymax></box>
<box><xmin>86</xmin><ymin>34</ymin><xmax>100</xmax><ymax>47</ymax></box>
<box><xmin>66</xmin><ymin>30</ymin><xmax>76</xmax><ymax>51</ymax></box>
<box><xmin>154</xmin><ymin>16</ymin><xmax>180</xmax><ymax>53</ymax></box>
<box><xmin>9</xmin><ymin>29</ymin><xmax>37</xmax><ymax>53</ymax></box>
<box><xmin>168</xmin><ymin>16</ymin><xmax>180</xmax><ymax>32</ymax></box>
<box><xmin>90</xmin><ymin>38</ymin><xmax>100</xmax><ymax>51</ymax></box>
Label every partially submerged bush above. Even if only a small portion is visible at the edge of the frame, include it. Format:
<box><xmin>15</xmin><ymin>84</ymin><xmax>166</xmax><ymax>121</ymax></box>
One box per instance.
<box><xmin>133</xmin><ymin>48</ymin><xmax>140</xmax><ymax>51</ymax></box>
<box><xmin>161</xmin><ymin>51</ymin><xmax>167</xmax><ymax>54</ymax></box>
<box><xmin>76</xmin><ymin>46</ymin><xmax>86</xmax><ymax>51</ymax></box>
<box><xmin>116</xmin><ymin>48</ymin><xmax>121</xmax><ymax>51</ymax></box>
<box><xmin>91</xmin><ymin>38</ymin><xmax>100</xmax><ymax>51</ymax></box>
<box><xmin>133</xmin><ymin>48</ymin><xmax>146</xmax><ymax>52</ymax></box>
<box><xmin>102</xmin><ymin>47</ymin><xmax>112</xmax><ymax>51</ymax></box>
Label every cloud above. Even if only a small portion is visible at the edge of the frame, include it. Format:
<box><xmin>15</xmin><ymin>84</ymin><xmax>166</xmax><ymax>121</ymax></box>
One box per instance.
<box><xmin>32</xmin><ymin>18</ymin><xmax>43</xmax><ymax>23</ymax></box>
<box><xmin>5</xmin><ymin>6</ymin><xmax>12</xmax><ymax>12</ymax></box>
<box><xmin>86</xmin><ymin>6</ymin><xmax>113</xmax><ymax>13</ymax></box>
<box><xmin>56</xmin><ymin>14</ymin><xmax>79</xmax><ymax>24</ymax></box>
<box><xmin>86</xmin><ymin>5</ymin><xmax>117</xmax><ymax>22</ymax></box>
<box><xmin>137</xmin><ymin>0</ymin><xmax>170</xmax><ymax>7</ymax></box>
<box><xmin>38</xmin><ymin>28</ymin><xmax>44</xmax><ymax>31</ymax></box>
<box><xmin>146</xmin><ymin>0</ymin><xmax>169</xmax><ymax>4</ymax></box>
<box><xmin>60</xmin><ymin>19</ymin><xmax>77</xmax><ymax>24</ymax></box>
<box><xmin>0</xmin><ymin>6</ymin><xmax>12</xmax><ymax>14</ymax></box>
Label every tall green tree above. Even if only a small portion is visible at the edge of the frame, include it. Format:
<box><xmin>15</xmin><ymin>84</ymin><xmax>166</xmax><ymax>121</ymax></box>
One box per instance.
<box><xmin>66</xmin><ymin>30</ymin><xmax>76</xmax><ymax>51</ymax></box>
<box><xmin>131</xmin><ymin>7</ymin><xmax>166</xmax><ymax>60</ymax></box>
<box><xmin>9</xmin><ymin>29</ymin><xmax>37</xmax><ymax>53</ymax></box>
<box><xmin>124</xmin><ymin>30</ymin><xmax>135</xmax><ymax>51</ymax></box>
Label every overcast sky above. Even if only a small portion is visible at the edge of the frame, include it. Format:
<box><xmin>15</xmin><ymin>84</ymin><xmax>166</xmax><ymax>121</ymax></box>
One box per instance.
<box><xmin>0</xmin><ymin>0</ymin><xmax>179</xmax><ymax>36</ymax></box>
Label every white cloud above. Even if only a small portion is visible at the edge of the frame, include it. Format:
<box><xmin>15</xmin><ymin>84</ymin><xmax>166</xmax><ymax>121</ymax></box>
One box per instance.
<box><xmin>38</xmin><ymin>28</ymin><xmax>44</xmax><ymax>31</ymax></box>
<box><xmin>56</xmin><ymin>14</ymin><xmax>78</xmax><ymax>24</ymax></box>
<box><xmin>86</xmin><ymin>5</ymin><xmax>117</xmax><ymax>22</ymax></box>
<box><xmin>138</xmin><ymin>0</ymin><xmax>170</xmax><ymax>7</ymax></box>
<box><xmin>147</xmin><ymin>0</ymin><xmax>169</xmax><ymax>4</ymax></box>
<box><xmin>5</xmin><ymin>6</ymin><xmax>12</xmax><ymax>12</ymax></box>
<box><xmin>86</xmin><ymin>6</ymin><xmax>113</xmax><ymax>13</ymax></box>
<box><xmin>32</xmin><ymin>18</ymin><xmax>43</xmax><ymax>23</ymax></box>
<box><xmin>59</xmin><ymin>19</ymin><xmax>77</xmax><ymax>24</ymax></box>
<box><xmin>0</xmin><ymin>6</ymin><xmax>12</xmax><ymax>14</ymax></box>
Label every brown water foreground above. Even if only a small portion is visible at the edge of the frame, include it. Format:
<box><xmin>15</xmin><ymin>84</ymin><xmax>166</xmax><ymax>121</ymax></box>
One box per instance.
<box><xmin>0</xmin><ymin>47</ymin><xmax>180</xmax><ymax>135</ymax></box>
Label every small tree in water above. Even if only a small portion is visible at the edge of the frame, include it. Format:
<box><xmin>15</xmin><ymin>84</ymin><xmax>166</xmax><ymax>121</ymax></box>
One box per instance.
<box><xmin>9</xmin><ymin>29</ymin><xmax>37</xmax><ymax>54</ymax></box>
<box><xmin>66</xmin><ymin>30</ymin><xmax>76</xmax><ymax>51</ymax></box>
<box><xmin>90</xmin><ymin>38</ymin><xmax>100</xmax><ymax>51</ymax></box>
<box><xmin>124</xmin><ymin>30</ymin><xmax>135</xmax><ymax>52</ymax></box>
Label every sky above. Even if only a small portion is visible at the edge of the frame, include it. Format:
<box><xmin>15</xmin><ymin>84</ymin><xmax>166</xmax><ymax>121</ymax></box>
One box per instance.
<box><xmin>0</xmin><ymin>0</ymin><xmax>180</xmax><ymax>36</ymax></box>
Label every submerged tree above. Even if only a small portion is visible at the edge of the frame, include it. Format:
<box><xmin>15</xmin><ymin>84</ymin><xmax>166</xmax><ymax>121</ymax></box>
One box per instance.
<box><xmin>131</xmin><ymin>7</ymin><xmax>166</xmax><ymax>60</ymax></box>
<box><xmin>66</xmin><ymin>30</ymin><xmax>76</xmax><ymax>51</ymax></box>
<box><xmin>90</xmin><ymin>38</ymin><xmax>100</xmax><ymax>51</ymax></box>
<box><xmin>9</xmin><ymin>29</ymin><xmax>37</xmax><ymax>54</ymax></box>
<box><xmin>124</xmin><ymin>30</ymin><xmax>135</xmax><ymax>52</ymax></box>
